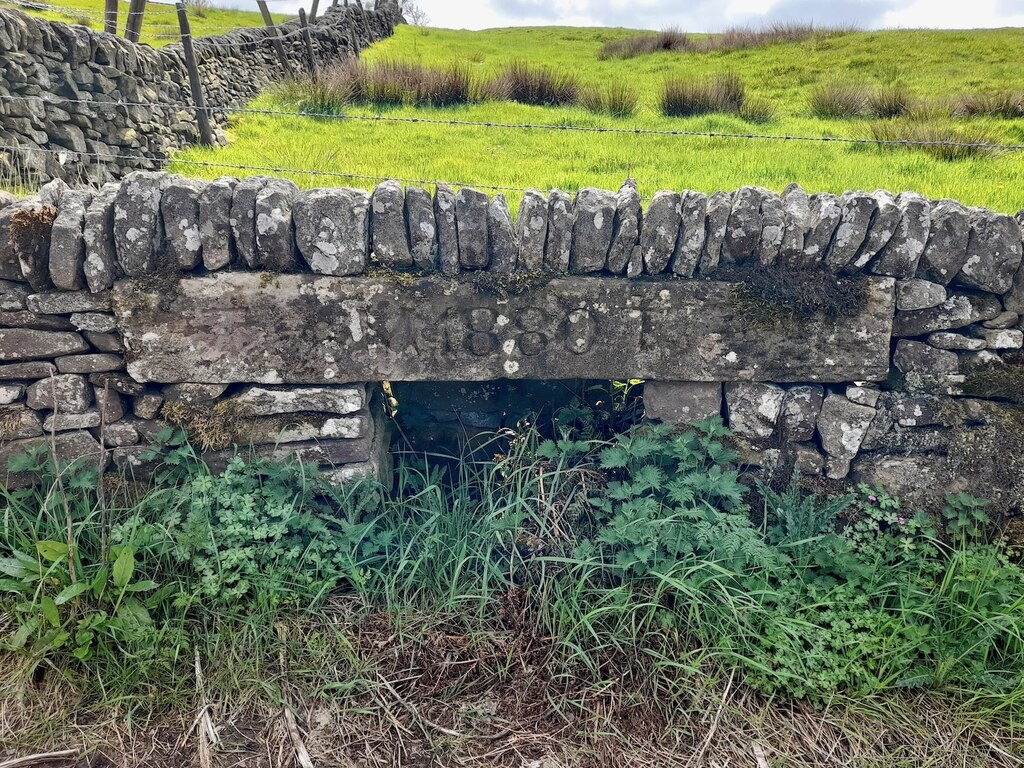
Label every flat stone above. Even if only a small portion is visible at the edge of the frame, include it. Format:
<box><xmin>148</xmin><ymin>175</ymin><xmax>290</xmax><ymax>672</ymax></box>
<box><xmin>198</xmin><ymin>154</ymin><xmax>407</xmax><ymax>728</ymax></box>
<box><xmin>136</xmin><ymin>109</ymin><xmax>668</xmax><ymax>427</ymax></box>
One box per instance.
<box><xmin>893</xmin><ymin>293</ymin><xmax>1002</xmax><ymax>337</ymax></box>
<box><xmin>955</xmin><ymin>208</ymin><xmax>1023</xmax><ymax>294</ymax></box>
<box><xmin>44</xmin><ymin>410</ymin><xmax>101</xmax><ymax>432</ymax></box>
<box><xmin>756</xmin><ymin>192</ymin><xmax>785</xmax><ymax>267</ymax></box>
<box><xmin>927</xmin><ymin>332</ymin><xmax>986</xmax><ymax>351</ymax></box>
<box><xmin>162</xmin><ymin>383</ymin><xmax>229</xmax><ymax>404</ymax></box>
<box><xmin>487</xmin><ymin>194</ymin><xmax>518</xmax><ymax>274</ymax></box>
<box><xmin>241</xmin><ymin>411</ymin><xmax>369</xmax><ymax>445</ymax></box>
<box><xmin>640</xmin><ymin>191</ymin><xmax>680</xmax><ymax>275</ymax></box>
<box><xmin>0</xmin><ymin>361</ymin><xmax>56</xmax><ymax>378</ymax></box>
<box><xmin>960</xmin><ymin>350</ymin><xmax>1002</xmax><ymax>371</ymax></box>
<box><xmin>370</xmin><ymin>180</ymin><xmax>411</xmax><ymax>268</ymax></box>
<box><xmin>198</xmin><ymin>177</ymin><xmax>236</xmax><ymax>271</ymax></box>
<box><xmin>779</xmin><ymin>183</ymin><xmax>812</xmax><ymax>267</ymax></box>
<box><xmin>673</xmin><ymin>190</ymin><xmax>707</xmax><ymax>277</ymax></box>
<box><xmin>982</xmin><ymin>311</ymin><xmax>1019</xmax><ymax>330</ymax></box>
<box><xmin>896</xmin><ymin>278</ymin><xmax>946</xmax><ymax>311</ymax></box>
<box><xmin>83</xmin><ymin>331</ymin><xmax>125</xmax><ymax>353</ymax></box>
<box><xmin>26</xmin><ymin>374</ymin><xmax>92</xmax><ymax>412</ymax></box>
<box><xmin>816</xmin><ymin>393</ymin><xmax>875</xmax><ymax>461</ymax></box>
<box><xmin>255</xmin><ymin>178</ymin><xmax>299</xmax><ymax>272</ymax></box>
<box><xmin>870</xmin><ymin>192</ymin><xmax>930</xmax><ymax>278</ymax></box>
<box><xmin>0</xmin><ymin>328</ymin><xmax>89</xmax><ymax>361</ymax></box>
<box><xmin>606</xmin><ymin>182</ymin><xmax>640</xmax><ymax>275</ymax></box>
<box><xmin>49</xmin><ymin>188</ymin><xmax>92</xmax><ymax>291</ymax></box>
<box><xmin>93</xmin><ymin>386</ymin><xmax>125</xmax><ymax>423</ymax></box>
<box><xmin>801</xmin><ymin>193</ymin><xmax>842</xmax><ymax>268</ymax></box>
<box><xmin>570</xmin><ymin>188</ymin><xmax>616</xmax><ymax>274</ymax></box>
<box><xmin>89</xmin><ymin>372</ymin><xmax>146</xmax><ymax>396</ymax></box>
<box><xmin>113</xmin><ymin>171</ymin><xmax>170</xmax><ymax>277</ymax></box>
<box><xmin>722</xmin><ymin>186</ymin><xmax>767</xmax><ymax>266</ymax></box>
<box><xmin>890</xmin><ymin>395</ymin><xmax>949</xmax><ymax>428</ymax></box>
<box><xmin>133</xmin><ymin>393</ymin><xmax>164</xmax><ymax>420</ymax></box>
<box><xmin>846</xmin><ymin>385</ymin><xmax>880</xmax><ymax>407</ymax></box>
<box><xmin>70</xmin><ymin>312</ymin><xmax>116</xmax><ymax>333</ymax></box>
<box><xmin>893</xmin><ymin>339</ymin><xmax>959</xmax><ymax>375</ymax></box>
<box><xmin>792</xmin><ymin>443</ymin><xmax>826</xmax><ymax>476</ymax></box>
<box><xmin>434</xmin><ymin>183</ymin><xmax>460</xmax><ymax>276</ymax></box>
<box><xmin>56</xmin><ymin>353</ymin><xmax>124</xmax><ymax>374</ymax></box>
<box><xmin>233</xmin><ymin>385</ymin><xmax>366</xmax><ymax>415</ymax></box>
<box><xmin>850</xmin><ymin>455</ymin><xmax>955</xmax><ymax>505</ymax></box>
<box><xmin>406</xmin><ymin>186</ymin><xmax>438</xmax><ymax>272</ymax></box>
<box><xmin>517</xmin><ymin>190</ymin><xmax>549</xmax><ymax>272</ymax></box>
<box><xmin>917</xmin><ymin>199</ymin><xmax>970</xmax><ymax>285</ymax></box>
<box><xmin>0</xmin><ymin>311</ymin><xmax>75</xmax><ymax>331</ymax></box>
<box><xmin>979</xmin><ymin>328</ymin><xmax>1024</xmax><ymax>350</ymax></box>
<box><xmin>28</xmin><ymin>290</ymin><xmax>111</xmax><ymax>314</ymax></box>
<box><xmin>83</xmin><ymin>182</ymin><xmax>120</xmax><ymax>293</ymax></box>
<box><xmin>293</xmin><ymin>187</ymin><xmax>370</xmax><ymax>277</ymax></box>
<box><xmin>725</xmin><ymin>382</ymin><xmax>785</xmax><ymax>438</ymax></box>
<box><xmin>698</xmin><ymin>191</ymin><xmax>731</xmax><ymax>275</ymax></box>
<box><xmin>849</xmin><ymin>189</ymin><xmax>900</xmax><ymax>271</ymax></box>
<box><xmin>1</xmin><ymin>431</ymin><xmax>105</xmax><ymax>489</ymax></box>
<box><xmin>0</xmin><ymin>405</ymin><xmax>44</xmax><ymax>439</ymax></box>
<box><xmin>780</xmin><ymin>384</ymin><xmax>824</xmax><ymax>441</ymax></box>
<box><xmin>98</xmin><ymin>420</ymin><xmax>139</xmax><ymax>447</ymax></box>
<box><xmin>643</xmin><ymin>381</ymin><xmax>722</xmax><ymax>426</ymax></box>
<box><xmin>456</xmin><ymin>187</ymin><xmax>489</xmax><ymax>270</ymax></box>
<box><xmin>826</xmin><ymin>191</ymin><xmax>876</xmax><ymax>272</ymax></box>
<box><xmin>0</xmin><ymin>280</ymin><xmax>30</xmax><ymax>310</ymax></box>
<box><xmin>0</xmin><ymin>384</ymin><xmax>24</xmax><ymax>404</ymax></box>
<box><xmin>203</xmin><ymin>436</ymin><xmax>374</xmax><ymax>474</ymax></box>
<box><xmin>229</xmin><ymin>176</ymin><xmax>269</xmax><ymax>269</ymax></box>
<box><xmin>116</xmin><ymin>274</ymin><xmax>897</xmax><ymax>385</ymax></box>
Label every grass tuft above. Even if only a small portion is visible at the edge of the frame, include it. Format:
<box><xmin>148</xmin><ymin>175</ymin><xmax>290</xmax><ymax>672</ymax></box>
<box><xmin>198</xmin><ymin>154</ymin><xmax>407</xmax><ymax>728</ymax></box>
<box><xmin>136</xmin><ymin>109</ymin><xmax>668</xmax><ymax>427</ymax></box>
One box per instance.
<box><xmin>661</xmin><ymin>72</ymin><xmax>746</xmax><ymax>117</ymax></box>
<box><xmin>809</xmin><ymin>80</ymin><xmax>868</xmax><ymax>118</ymax></box>
<box><xmin>868</xmin><ymin>120</ymin><xmax>1006</xmax><ymax>161</ymax></box>
<box><xmin>487</xmin><ymin>60</ymin><xmax>582</xmax><ymax>107</ymax></box>
<box><xmin>600</xmin><ymin>22</ymin><xmax>853</xmax><ymax>60</ymax></box>
<box><xmin>868</xmin><ymin>83</ymin><xmax>915</xmax><ymax>118</ymax></box>
<box><xmin>956</xmin><ymin>90</ymin><xmax>1024</xmax><ymax>118</ymax></box>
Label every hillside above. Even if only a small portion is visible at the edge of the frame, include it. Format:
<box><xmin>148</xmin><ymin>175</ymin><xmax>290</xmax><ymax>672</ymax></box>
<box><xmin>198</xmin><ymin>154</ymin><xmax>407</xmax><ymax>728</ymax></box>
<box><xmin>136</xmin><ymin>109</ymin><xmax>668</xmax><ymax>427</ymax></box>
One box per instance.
<box><xmin>0</xmin><ymin>0</ymin><xmax>287</xmax><ymax>47</ymax></box>
<box><xmin>173</xmin><ymin>23</ymin><xmax>1024</xmax><ymax>212</ymax></box>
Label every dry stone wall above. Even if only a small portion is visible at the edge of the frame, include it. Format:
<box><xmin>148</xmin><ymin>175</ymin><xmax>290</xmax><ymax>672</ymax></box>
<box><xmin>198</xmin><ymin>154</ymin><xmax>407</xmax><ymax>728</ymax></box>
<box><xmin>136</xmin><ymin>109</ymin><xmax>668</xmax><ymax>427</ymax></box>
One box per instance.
<box><xmin>2</xmin><ymin>173</ymin><xmax>1024</xmax><ymax>510</ymax></box>
<box><xmin>0</xmin><ymin>2</ymin><xmax>400</xmax><ymax>182</ymax></box>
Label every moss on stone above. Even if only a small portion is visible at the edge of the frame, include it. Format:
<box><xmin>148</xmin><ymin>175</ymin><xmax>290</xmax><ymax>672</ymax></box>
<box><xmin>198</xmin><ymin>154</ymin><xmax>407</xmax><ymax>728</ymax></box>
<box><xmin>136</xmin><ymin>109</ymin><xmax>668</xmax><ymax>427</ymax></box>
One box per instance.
<box><xmin>161</xmin><ymin>399</ymin><xmax>254</xmax><ymax>451</ymax></box>
<box><xmin>719</xmin><ymin>264</ymin><xmax>871</xmax><ymax>328</ymax></box>
<box><xmin>963</xmin><ymin>362</ymin><xmax>1024</xmax><ymax>404</ymax></box>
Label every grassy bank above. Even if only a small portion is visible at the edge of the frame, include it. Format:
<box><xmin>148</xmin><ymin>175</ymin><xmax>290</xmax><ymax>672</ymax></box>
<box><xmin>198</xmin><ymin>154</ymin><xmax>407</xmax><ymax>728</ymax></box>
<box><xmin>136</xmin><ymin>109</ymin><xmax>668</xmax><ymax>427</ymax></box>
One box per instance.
<box><xmin>171</xmin><ymin>24</ymin><xmax>1024</xmax><ymax>212</ymax></box>
<box><xmin>2</xmin><ymin>396</ymin><xmax>1023</xmax><ymax>765</ymax></box>
<box><xmin>1</xmin><ymin>0</ymin><xmax>287</xmax><ymax>47</ymax></box>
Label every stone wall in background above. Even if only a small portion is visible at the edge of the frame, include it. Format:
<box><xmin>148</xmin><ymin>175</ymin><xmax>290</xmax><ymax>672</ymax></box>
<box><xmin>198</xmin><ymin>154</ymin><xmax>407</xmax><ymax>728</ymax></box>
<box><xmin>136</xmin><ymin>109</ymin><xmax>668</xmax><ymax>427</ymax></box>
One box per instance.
<box><xmin>2</xmin><ymin>173</ymin><xmax>1024</xmax><ymax>511</ymax></box>
<box><xmin>0</xmin><ymin>2</ymin><xmax>400</xmax><ymax>182</ymax></box>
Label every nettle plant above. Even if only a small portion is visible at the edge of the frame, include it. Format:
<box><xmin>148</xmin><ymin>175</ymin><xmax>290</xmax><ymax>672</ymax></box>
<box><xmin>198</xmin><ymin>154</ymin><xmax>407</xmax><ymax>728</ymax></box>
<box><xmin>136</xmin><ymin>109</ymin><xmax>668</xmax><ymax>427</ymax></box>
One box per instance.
<box><xmin>0</xmin><ymin>450</ymin><xmax>183</xmax><ymax>669</ymax></box>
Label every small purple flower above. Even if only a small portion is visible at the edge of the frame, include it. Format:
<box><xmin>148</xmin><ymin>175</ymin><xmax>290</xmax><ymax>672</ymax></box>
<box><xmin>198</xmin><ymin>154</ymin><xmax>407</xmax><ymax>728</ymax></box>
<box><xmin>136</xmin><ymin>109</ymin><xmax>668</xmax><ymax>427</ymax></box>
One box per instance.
<box><xmin>897</xmin><ymin>516</ymin><xmax>906</xmax><ymax>525</ymax></box>
<box><xmin>868</xmin><ymin>495</ymin><xmax>878</xmax><ymax>503</ymax></box>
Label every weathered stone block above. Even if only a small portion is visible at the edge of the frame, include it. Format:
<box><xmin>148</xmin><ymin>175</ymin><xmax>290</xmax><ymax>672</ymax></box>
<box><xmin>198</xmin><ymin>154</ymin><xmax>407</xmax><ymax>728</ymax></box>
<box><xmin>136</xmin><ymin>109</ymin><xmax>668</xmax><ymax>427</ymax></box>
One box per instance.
<box><xmin>406</xmin><ymin>186</ymin><xmax>438</xmax><ymax>273</ymax></box>
<box><xmin>44</xmin><ymin>410</ymin><xmax>101</xmax><ymax>432</ymax></box>
<box><xmin>198</xmin><ymin>177</ymin><xmax>236</xmax><ymax>272</ymax></box>
<box><xmin>70</xmin><ymin>312</ymin><xmax>116</xmax><ymax>332</ymax></box>
<box><xmin>26</xmin><ymin>374</ymin><xmax>92</xmax><ymax>412</ymax></box>
<box><xmin>779</xmin><ymin>183</ymin><xmax>811</xmax><ymax>267</ymax></box>
<box><xmin>640</xmin><ymin>191</ymin><xmax>679</xmax><ymax>275</ymax></box>
<box><xmin>435</xmin><ymin>183</ymin><xmax>460</xmax><ymax>277</ymax></box>
<box><xmin>927</xmin><ymin>332</ymin><xmax>986</xmax><ymax>351</ymax></box>
<box><xmin>757</xmin><ymin>192</ymin><xmax>785</xmax><ymax>267</ymax></box>
<box><xmin>643</xmin><ymin>381</ymin><xmax>722</xmax><ymax>426</ymax></box>
<box><xmin>161</xmin><ymin>176</ymin><xmax>205</xmax><ymax>271</ymax></box>
<box><xmin>979</xmin><ymin>328</ymin><xmax>1024</xmax><ymax>350</ymax></box>
<box><xmin>917</xmin><ymin>199</ymin><xmax>970</xmax><ymax>285</ymax></box>
<box><xmin>780</xmin><ymin>384</ymin><xmax>824</xmax><ymax>441</ymax></box>
<box><xmin>517</xmin><ymin>190</ymin><xmax>548</xmax><ymax>272</ymax></box>
<box><xmin>370</xmin><ymin>179</ymin><xmax>411</xmax><ymax>268</ymax></box>
<box><xmin>229</xmin><ymin>176</ymin><xmax>268</xmax><ymax>269</ymax></box>
<box><xmin>570</xmin><ymin>188</ymin><xmax>615</xmax><ymax>274</ymax></box>
<box><xmin>163</xmin><ymin>383</ymin><xmax>228</xmax><ymax>404</ymax></box>
<box><xmin>801</xmin><ymin>193</ymin><xmax>842</xmax><ymax>268</ymax></box>
<box><xmin>83</xmin><ymin>182</ymin><xmax>120</xmax><ymax>293</ymax></box>
<box><xmin>826</xmin><ymin>190</ymin><xmax>875</xmax><ymax>272</ymax></box>
<box><xmin>132</xmin><ymin>392</ymin><xmax>164</xmax><ymax>420</ymax></box>
<box><xmin>699</xmin><ymin>191</ymin><xmax>731</xmax><ymax>275</ymax></box>
<box><xmin>0</xmin><ymin>311</ymin><xmax>74</xmax><ymax>331</ymax></box>
<box><xmin>674</xmin><ymin>190</ymin><xmax>707</xmax><ymax>277</ymax></box>
<box><xmin>113</xmin><ymin>171</ymin><xmax>170</xmax><ymax>277</ymax></box>
<box><xmin>955</xmin><ymin>208</ymin><xmax>1023</xmax><ymax>294</ymax></box>
<box><xmin>1</xmin><ymin>431</ymin><xmax>106</xmax><ymax>489</ymax></box>
<box><xmin>487</xmin><ymin>195</ymin><xmax>518</xmax><ymax>274</ymax></box>
<box><xmin>0</xmin><ymin>405</ymin><xmax>44</xmax><ymax>439</ymax></box>
<box><xmin>456</xmin><ymin>187</ymin><xmax>489</xmax><ymax>270</ymax></box>
<box><xmin>233</xmin><ymin>384</ymin><xmax>365</xmax><ymax>415</ymax></box>
<box><xmin>870</xmin><ymin>192</ymin><xmax>930</xmax><ymax>278</ymax></box>
<box><xmin>545</xmin><ymin>190</ymin><xmax>573</xmax><ymax>273</ymax></box>
<box><xmin>893</xmin><ymin>293</ymin><xmax>1002</xmax><ymax>337</ymax></box>
<box><xmin>115</xmin><ymin>274</ymin><xmax>897</xmax><ymax>385</ymax></box>
<box><xmin>816</xmin><ymin>393</ymin><xmax>875</xmax><ymax>462</ymax></box>
<box><xmin>0</xmin><ymin>361</ymin><xmax>56</xmax><ymax>379</ymax></box>
<box><xmin>725</xmin><ymin>382</ymin><xmax>785</xmax><ymax>438</ymax></box>
<box><xmin>56</xmin><ymin>353</ymin><xmax>124</xmax><ymax>374</ymax></box>
<box><xmin>893</xmin><ymin>339</ymin><xmax>959</xmax><ymax>375</ymax></box>
<box><xmin>850</xmin><ymin>189</ymin><xmax>899</xmax><ymax>270</ymax></box>
<box><xmin>293</xmin><ymin>187</ymin><xmax>370</xmax><ymax>277</ymax></box>
<box><xmin>896</xmin><ymin>278</ymin><xmax>945</xmax><ymax>311</ymax></box>
<box><xmin>28</xmin><ymin>290</ymin><xmax>111</xmax><ymax>315</ymax></box>
<box><xmin>0</xmin><ymin>384</ymin><xmax>24</xmax><ymax>405</ymax></box>
<box><xmin>606</xmin><ymin>182</ymin><xmax>640</xmax><ymax>275</ymax></box>
<box><xmin>49</xmin><ymin>188</ymin><xmax>92</xmax><ymax>291</ymax></box>
<box><xmin>0</xmin><ymin>328</ymin><xmax>89</xmax><ymax>361</ymax></box>
<box><xmin>722</xmin><ymin>186</ymin><xmax>767</xmax><ymax>266</ymax></box>
<box><xmin>255</xmin><ymin>178</ymin><xmax>299</xmax><ymax>272</ymax></box>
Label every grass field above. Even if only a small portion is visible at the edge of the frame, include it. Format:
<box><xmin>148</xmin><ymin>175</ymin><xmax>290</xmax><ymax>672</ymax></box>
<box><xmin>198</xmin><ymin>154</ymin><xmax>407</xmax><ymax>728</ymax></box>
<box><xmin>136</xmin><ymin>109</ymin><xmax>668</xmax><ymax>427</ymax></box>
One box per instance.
<box><xmin>171</xmin><ymin>24</ymin><xmax>1024</xmax><ymax>212</ymax></box>
<box><xmin>1</xmin><ymin>0</ymin><xmax>287</xmax><ymax>47</ymax></box>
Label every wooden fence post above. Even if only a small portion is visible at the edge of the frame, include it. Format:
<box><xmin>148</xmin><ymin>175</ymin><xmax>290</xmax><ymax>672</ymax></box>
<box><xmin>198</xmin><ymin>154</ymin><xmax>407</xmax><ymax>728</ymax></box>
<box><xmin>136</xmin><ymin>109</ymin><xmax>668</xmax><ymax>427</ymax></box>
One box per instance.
<box><xmin>310</xmin><ymin>0</ymin><xmax>320</xmax><ymax>21</ymax></box>
<box><xmin>124</xmin><ymin>0</ymin><xmax>146</xmax><ymax>43</ymax></box>
<box><xmin>257</xmin><ymin>0</ymin><xmax>294</xmax><ymax>78</ymax></box>
<box><xmin>298</xmin><ymin>9</ymin><xmax>319</xmax><ymax>82</ymax></box>
<box><xmin>103</xmin><ymin>0</ymin><xmax>118</xmax><ymax>35</ymax></box>
<box><xmin>175</xmin><ymin>1</ymin><xmax>214</xmax><ymax>146</ymax></box>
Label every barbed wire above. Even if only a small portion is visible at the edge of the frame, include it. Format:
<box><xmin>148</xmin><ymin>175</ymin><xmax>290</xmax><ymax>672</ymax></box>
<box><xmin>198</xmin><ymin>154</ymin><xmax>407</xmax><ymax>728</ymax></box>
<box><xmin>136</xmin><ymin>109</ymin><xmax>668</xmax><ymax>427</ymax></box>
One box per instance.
<box><xmin>0</xmin><ymin>93</ymin><xmax>1020</xmax><ymax>153</ymax></box>
<box><xmin>0</xmin><ymin>142</ymin><xmax>552</xmax><ymax>195</ymax></box>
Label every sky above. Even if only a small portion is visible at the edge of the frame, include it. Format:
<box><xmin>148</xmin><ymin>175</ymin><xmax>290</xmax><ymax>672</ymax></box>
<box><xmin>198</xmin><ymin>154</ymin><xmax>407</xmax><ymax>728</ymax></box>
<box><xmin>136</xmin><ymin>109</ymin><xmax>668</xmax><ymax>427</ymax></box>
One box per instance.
<box><xmin>237</xmin><ymin>0</ymin><xmax>1024</xmax><ymax>31</ymax></box>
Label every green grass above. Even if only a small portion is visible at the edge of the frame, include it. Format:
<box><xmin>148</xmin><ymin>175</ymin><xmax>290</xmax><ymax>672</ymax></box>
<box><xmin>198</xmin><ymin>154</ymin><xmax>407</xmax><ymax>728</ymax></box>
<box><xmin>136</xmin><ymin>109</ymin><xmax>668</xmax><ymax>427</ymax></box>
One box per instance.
<box><xmin>171</xmin><ymin>24</ymin><xmax>1024</xmax><ymax>212</ymax></box>
<box><xmin>1</xmin><ymin>0</ymin><xmax>288</xmax><ymax>48</ymax></box>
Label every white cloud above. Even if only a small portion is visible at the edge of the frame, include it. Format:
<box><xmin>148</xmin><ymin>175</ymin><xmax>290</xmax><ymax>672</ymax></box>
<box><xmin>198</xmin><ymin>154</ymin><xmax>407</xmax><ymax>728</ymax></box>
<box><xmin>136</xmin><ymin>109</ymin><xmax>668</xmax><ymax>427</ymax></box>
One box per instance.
<box><xmin>882</xmin><ymin>0</ymin><xmax>1024</xmax><ymax>27</ymax></box>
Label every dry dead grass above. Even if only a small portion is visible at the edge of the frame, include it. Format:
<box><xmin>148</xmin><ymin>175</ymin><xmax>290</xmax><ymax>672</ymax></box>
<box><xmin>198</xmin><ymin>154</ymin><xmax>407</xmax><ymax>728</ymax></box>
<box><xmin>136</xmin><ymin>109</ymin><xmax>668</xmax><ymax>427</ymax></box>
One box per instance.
<box><xmin>2</xmin><ymin>603</ymin><xmax>1021</xmax><ymax>768</ymax></box>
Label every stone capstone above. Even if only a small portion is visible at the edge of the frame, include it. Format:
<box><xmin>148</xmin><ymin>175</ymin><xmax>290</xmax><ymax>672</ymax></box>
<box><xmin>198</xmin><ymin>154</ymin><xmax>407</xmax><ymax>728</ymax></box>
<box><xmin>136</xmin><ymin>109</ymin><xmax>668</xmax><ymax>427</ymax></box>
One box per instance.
<box><xmin>370</xmin><ymin>179</ymin><xmax>411</xmax><ymax>269</ymax></box>
<box><xmin>434</xmin><ymin>183</ymin><xmax>460</xmax><ymax>277</ymax></box>
<box><xmin>641</xmin><ymin>191</ymin><xmax>680</xmax><ymax>275</ymax></box>
<box><xmin>674</xmin><ymin>190</ymin><xmax>708</xmax><ymax>277</ymax></box>
<box><xmin>456</xmin><ymin>187</ymin><xmax>490</xmax><ymax>270</ymax></box>
<box><xmin>487</xmin><ymin>195</ymin><xmax>518</xmax><ymax>274</ymax></box>
<box><xmin>255</xmin><ymin>178</ymin><xmax>299</xmax><ymax>272</ymax></box>
<box><xmin>606</xmin><ymin>182</ymin><xmax>640</xmax><ymax>275</ymax></box>
<box><xmin>517</xmin><ymin>190</ymin><xmax>548</xmax><ymax>272</ymax></box>
<box><xmin>114</xmin><ymin>274</ymin><xmax>897</xmax><ymax>384</ymax></box>
<box><xmin>570</xmin><ymin>188</ymin><xmax>616</xmax><ymax>274</ymax></box>
<box><xmin>198</xmin><ymin>177</ymin><xmax>236</xmax><ymax>271</ymax></box>
<box><xmin>83</xmin><ymin>183</ymin><xmax>120</xmax><ymax>293</ymax></box>
<box><xmin>917</xmin><ymin>199</ymin><xmax>970</xmax><ymax>285</ymax></box>
<box><xmin>870</xmin><ymin>192</ymin><xmax>930</xmax><ymax>278</ymax></box>
<box><xmin>406</xmin><ymin>186</ymin><xmax>438</xmax><ymax>273</ymax></box>
<box><xmin>113</xmin><ymin>171</ymin><xmax>170</xmax><ymax>277</ymax></box>
<box><xmin>161</xmin><ymin>176</ymin><xmax>205</xmax><ymax>270</ymax></box>
<box><xmin>48</xmin><ymin>188</ymin><xmax>92</xmax><ymax>291</ymax></box>
<box><xmin>545</xmin><ymin>190</ymin><xmax>573</xmax><ymax>273</ymax></box>
<box><xmin>955</xmin><ymin>208</ymin><xmax>1023</xmax><ymax>295</ymax></box>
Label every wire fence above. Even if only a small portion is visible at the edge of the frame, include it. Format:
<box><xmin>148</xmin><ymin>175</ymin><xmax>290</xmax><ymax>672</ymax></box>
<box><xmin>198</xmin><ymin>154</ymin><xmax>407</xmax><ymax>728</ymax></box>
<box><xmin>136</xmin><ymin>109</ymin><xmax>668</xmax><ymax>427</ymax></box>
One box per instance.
<box><xmin>0</xmin><ymin>93</ymin><xmax>1021</xmax><ymax>153</ymax></box>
